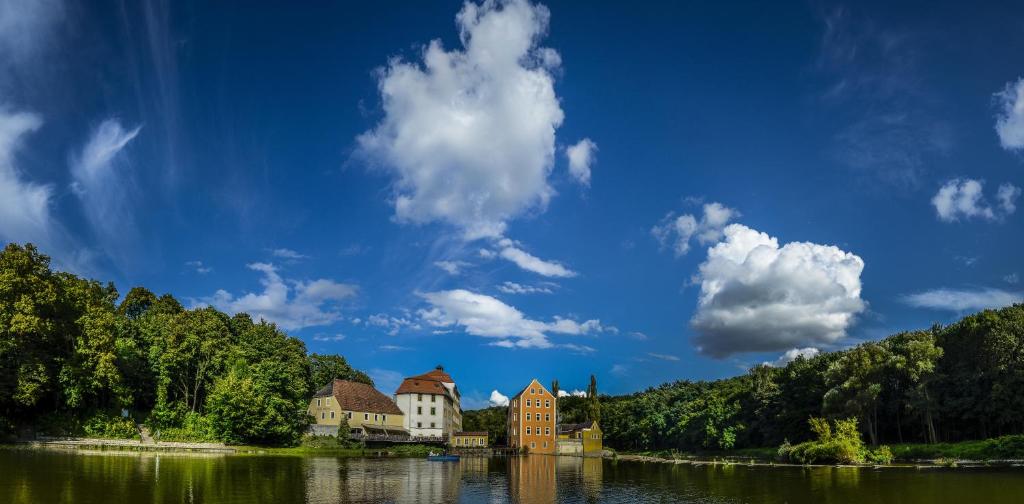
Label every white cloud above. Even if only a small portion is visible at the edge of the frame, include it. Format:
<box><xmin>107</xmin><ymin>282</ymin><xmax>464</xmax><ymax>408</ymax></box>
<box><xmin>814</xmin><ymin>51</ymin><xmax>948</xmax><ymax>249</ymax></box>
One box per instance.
<box><xmin>1006</xmin><ymin>273</ymin><xmax>1020</xmax><ymax>285</ymax></box>
<box><xmin>566</xmin><ymin>138</ymin><xmax>597</xmax><ymax>186</ymax></box>
<box><xmin>357</xmin><ymin>0</ymin><xmax>568</xmax><ymax>240</ymax></box>
<box><xmin>629</xmin><ymin>331</ymin><xmax>649</xmax><ymax>341</ymax></box>
<box><xmin>995</xmin><ymin>77</ymin><xmax>1024</xmax><ymax>151</ymax></box>
<box><xmin>494</xmin><ymin>238</ymin><xmax>576</xmax><ymax>277</ymax></box>
<box><xmin>557</xmin><ymin>389</ymin><xmax>586</xmax><ymax>398</ymax></box>
<box><xmin>417</xmin><ymin>289</ymin><xmax>603</xmax><ymax>348</ymax></box>
<box><xmin>765</xmin><ymin>347</ymin><xmax>820</xmax><ymax>367</ymax></box>
<box><xmin>930</xmin><ymin>178</ymin><xmax>1018</xmax><ymax>222</ymax></box>
<box><xmin>610</xmin><ymin>364</ymin><xmax>628</xmax><ymax>376</ymax></box>
<box><xmin>562</xmin><ymin>343</ymin><xmax>596</xmax><ymax>354</ymax></box>
<box><xmin>903</xmin><ymin>287</ymin><xmax>1022</xmax><ymax>312</ymax></box>
<box><xmin>497</xmin><ymin>281</ymin><xmax>554</xmax><ymax>295</ymax></box>
<box><xmin>366</xmin><ymin>313</ymin><xmax>418</xmax><ymax>336</ymax></box>
<box><xmin>997</xmin><ymin>183</ymin><xmax>1021</xmax><ymax>214</ymax></box>
<box><xmin>434</xmin><ymin>260</ymin><xmax>470</xmax><ymax>275</ymax></box>
<box><xmin>691</xmin><ymin>224</ymin><xmax>866</xmax><ymax>358</ymax></box>
<box><xmin>647</xmin><ymin>352</ymin><xmax>680</xmax><ymax>362</ymax></box>
<box><xmin>313</xmin><ymin>334</ymin><xmax>346</xmax><ymax>342</ymax></box>
<box><xmin>198</xmin><ymin>262</ymin><xmax>357</xmax><ymax>331</ymax></box>
<box><xmin>272</xmin><ymin>248</ymin><xmax>308</xmax><ymax>260</ymax></box>
<box><xmin>379</xmin><ymin>344</ymin><xmax>411</xmax><ymax>351</ymax></box>
<box><xmin>0</xmin><ymin>0</ymin><xmax>63</xmax><ymax>71</ymax></box>
<box><xmin>489</xmin><ymin>390</ymin><xmax>510</xmax><ymax>407</ymax></box>
<box><xmin>70</xmin><ymin>119</ymin><xmax>142</xmax><ymax>255</ymax></box>
<box><xmin>185</xmin><ymin>260</ymin><xmax>212</xmax><ymax>274</ymax></box>
<box><xmin>652</xmin><ymin>202</ymin><xmax>739</xmax><ymax>256</ymax></box>
<box><xmin>0</xmin><ymin>107</ymin><xmax>55</xmax><ymax>249</ymax></box>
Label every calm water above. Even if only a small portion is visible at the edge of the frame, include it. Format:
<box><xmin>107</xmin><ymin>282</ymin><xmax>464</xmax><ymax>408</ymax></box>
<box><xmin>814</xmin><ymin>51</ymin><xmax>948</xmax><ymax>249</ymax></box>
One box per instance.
<box><xmin>1</xmin><ymin>449</ymin><xmax>1023</xmax><ymax>503</ymax></box>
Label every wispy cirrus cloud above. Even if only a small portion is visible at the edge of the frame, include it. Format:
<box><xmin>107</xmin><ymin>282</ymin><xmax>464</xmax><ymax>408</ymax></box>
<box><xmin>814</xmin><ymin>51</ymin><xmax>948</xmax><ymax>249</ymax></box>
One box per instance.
<box><xmin>902</xmin><ymin>287</ymin><xmax>1022</xmax><ymax>312</ymax></box>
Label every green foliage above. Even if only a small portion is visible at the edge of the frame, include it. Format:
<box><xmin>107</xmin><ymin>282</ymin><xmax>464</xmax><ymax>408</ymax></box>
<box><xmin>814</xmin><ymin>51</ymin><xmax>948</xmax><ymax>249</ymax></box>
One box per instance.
<box><xmin>891</xmin><ymin>434</ymin><xmax>1024</xmax><ymax>461</ymax></box>
<box><xmin>462</xmin><ymin>406</ymin><xmax>508</xmax><ymax>446</ymax></box>
<box><xmin>779</xmin><ymin>417</ymin><xmax>867</xmax><ymax>465</ymax></box>
<box><xmin>0</xmin><ymin>242</ymin><xmax>370</xmax><ymax>447</ymax></box>
<box><xmin>309</xmin><ymin>353</ymin><xmax>373</xmax><ymax>391</ymax></box>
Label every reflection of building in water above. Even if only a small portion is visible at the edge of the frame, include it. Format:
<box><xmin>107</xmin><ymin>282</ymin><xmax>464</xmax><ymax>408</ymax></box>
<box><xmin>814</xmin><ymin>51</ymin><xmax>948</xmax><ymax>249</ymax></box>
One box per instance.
<box><xmin>459</xmin><ymin>455</ymin><xmax>489</xmax><ymax>477</ymax></box>
<box><xmin>508</xmin><ymin>455</ymin><xmax>556</xmax><ymax>503</ymax></box>
<box><xmin>396</xmin><ymin>459</ymin><xmax>461</xmax><ymax>503</ymax></box>
<box><xmin>304</xmin><ymin>457</ymin><xmax>343</xmax><ymax>504</ymax></box>
<box><xmin>556</xmin><ymin>456</ymin><xmax>603</xmax><ymax>501</ymax></box>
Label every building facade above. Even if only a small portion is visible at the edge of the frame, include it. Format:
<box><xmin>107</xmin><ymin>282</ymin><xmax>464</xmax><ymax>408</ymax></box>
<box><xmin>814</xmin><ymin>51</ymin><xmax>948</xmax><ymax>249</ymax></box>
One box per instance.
<box><xmin>308</xmin><ymin>379</ymin><xmax>406</xmax><ymax>437</ymax></box>
<box><xmin>557</xmin><ymin>420</ymin><xmax>603</xmax><ymax>456</ymax></box>
<box><xmin>507</xmin><ymin>378</ymin><xmax>557</xmax><ymax>454</ymax></box>
<box><xmin>394</xmin><ymin>366</ymin><xmax>463</xmax><ymax>439</ymax></box>
<box><xmin>450</xmin><ymin>431</ymin><xmax>488</xmax><ymax>448</ymax></box>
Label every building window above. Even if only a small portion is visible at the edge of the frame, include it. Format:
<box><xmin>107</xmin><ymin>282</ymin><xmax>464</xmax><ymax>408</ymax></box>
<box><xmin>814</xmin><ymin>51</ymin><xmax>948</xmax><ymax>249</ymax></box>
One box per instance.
<box><xmin>430</xmin><ymin>407</ymin><xmax>436</xmax><ymax>415</ymax></box>
<box><xmin>347</xmin><ymin>412</ymin><xmax>352</xmax><ymax>419</ymax></box>
<box><xmin>545</xmin><ymin>414</ymin><xmax>550</xmax><ymax>421</ymax></box>
<box><xmin>545</xmin><ymin>427</ymin><xmax>550</xmax><ymax>435</ymax></box>
<box><xmin>543</xmin><ymin>441</ymin><xmax>548</xmax><ymax>448</ymax></box>
<box><xmin>383</xmin><ymin>415</ymin><xmax>387</xmax><ymax>422</ymax></box>
<box><xmin>526</xmin><ymin>427</ymin><xmax>531</xmax><ymax>435</ymax></box>
<box><xmin>431</xmin><ymin>395</ymin><xmax>436</xmax><ymax>402</ymax></box>
<box><xmin>431</xmin><ymin>422</ymin><xmax>436</xmax><ymax>428</ymax></box>
<box><xmin>417</xmin><ymin>422</ymin><xmax>422</xmax><ymax>428</ymax></box>
<box><xmin>545</xmin><ymin>400</ymin><xmax>550</xmax><ymax>408</ymax></box>
<box><xmin>320</xmin><ymin>412</ymin><xmax>325</xmax><ymax>420</ymax></box>
<box><xmin>417</xmin><ymin>406</ymin><xmax>422</xmax><ymax>414</ymax></box>
<box><xmin>330</xmin><ymin>411</ymin><xmax>335</xmax><ymax>419</ymax></box>
<box><xmin>531</xmin><ymin>442</ymin><xmax>536</xmax><ymax>449</ymax></box>
<box><xmin>526</xmin><ymin>413</ymin><xmax>531</xmax><ymax>420</ymax></box>
<box><xmin>526</xmin><ymin>399</ymin><xmax>531</xmax><ymax>407</ymax></box>
<box><xmin>418</xmin><ymin>394</ymin><xmax>422</xmax><ymax>401</ymax></box>
<box><xmin>364</xmin><ymin>413</ymin><xmax>369</xmax><ymax>421</ymax></box>
<box><xmin>317</xmin><ymin>399</ymin><xmax>321</xmax><ymax>407</ymax></box>
<box><xmin>530</xmin><ymin>388</ymin><xmax>535</xmax><ymax>395</ymax></box>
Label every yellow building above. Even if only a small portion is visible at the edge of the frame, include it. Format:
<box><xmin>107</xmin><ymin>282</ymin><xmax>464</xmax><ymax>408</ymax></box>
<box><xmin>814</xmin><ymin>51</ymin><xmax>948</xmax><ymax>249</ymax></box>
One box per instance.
<box><xmin>450</xmin><ymin>431</ymin><xmax>488</xmax><ymax>448</ymax></box>
<box><xmin>557</xmin><ymin>420</ymin><xmax>603</xmax><ymax>456</ymax></box>
<box><xmin>309</xmin><ymin>379</ymin><xmax>406</xmax><ymax>437</ymax></box>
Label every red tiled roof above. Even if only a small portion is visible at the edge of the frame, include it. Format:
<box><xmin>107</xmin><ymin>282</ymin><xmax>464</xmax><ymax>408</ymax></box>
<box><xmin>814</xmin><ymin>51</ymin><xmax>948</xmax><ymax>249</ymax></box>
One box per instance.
<box><xmin>395</xmin><ymin>378</ymin><xmax>451</xmax><ymax>397</ymax></box>
<box><xmin>314</xmin><ymin>379</ymin><xmax>403</xmax><ymax>415</ymax></box>
<box><xmin>411</xmin><ymin>368</ymin><xmax>454</xmax><ymax>383</ymax></box>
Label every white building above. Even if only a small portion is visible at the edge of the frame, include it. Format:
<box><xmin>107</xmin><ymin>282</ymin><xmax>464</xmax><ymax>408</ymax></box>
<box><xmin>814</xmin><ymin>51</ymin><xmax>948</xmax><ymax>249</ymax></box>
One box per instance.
<box><xmin>394</xmin><ymin>366</ymin><xmax>462</xmax><ymax>439</ymax></box>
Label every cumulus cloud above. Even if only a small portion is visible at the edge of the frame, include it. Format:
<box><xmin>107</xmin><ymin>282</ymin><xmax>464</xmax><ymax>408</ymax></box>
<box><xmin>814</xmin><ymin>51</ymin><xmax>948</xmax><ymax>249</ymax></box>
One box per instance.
<box><xmin>0</xmin><ymin>107</ymin><xmax>57</xmax><ymax>249</ymax></box>
<box><xmin>198</xmin><ymin>263</ymin><xmax>358</xmax><ymax>330</ymax></box>
<box><xmin>185</xmin><ymin>260</ymin><xmax>212</xmax><ymax>274</ymax></box>
<box><xmin>417</xmin><ymin>289</ymin><xmax>604</xmax><ymax>348</ymax></box>
<box><xmin>70</xmin><ymin>119</ymin><xmax>142</xmax><ymax>256</ymax></box>
<box><xmin>995</xmin><ymin>77</ymin><xmax>1024</xmax><ymax>151</ymax></box>
<box><xmin>557</xmin><ymin>389</ymin><xmax>586</xmax><ymax>398</ymax></box>
<box><xmin>434</xmin><ymin>260</ymin><xmax>470</xmax><ymax>275</ymax></box>
<box><xmin>903</xmin><ymin>287</ymin><xmax>1022</xmax><ymax>312</ymax></box>
<box><xmin>272</xmin><ymin>248</ymin><xmax>309</xmax><ymax>260</ymax></box>
<box><xmin>652</xmin><ymin>202</ymin><xmax>739</xmax><ymax>256</ymax></box>
<box><xmin>931</xmin><ymin>178</ymin><xmax>1018</xmax><ymax>222</ymax></box>
<box><xmin>691</xmin><ymin>224</ymin><xmax>866</xmax><ymax>358</ymax></box>
<box><xmin>357</xmin><ymin>0</ymin><xmax>569</xmax><ymax>240</ymax></box>
<box><xmin>566</xmin><ymin>138</ymin><xmax>597</xmax><ymax>186</ymax></box>
<box><xmin>497</xmin><ymin>281</ymin><xmax>554</xmax><ymax>294</ymax></box>
<box><xmin>765</xmin><ymin>347</ymin><xmax>820</xmax><ymax>367</ymax></box>
<box><xmin>489</xmin><ymin>390</ymin><xmax>510</xmax><ymax>407</ymax></box>
<box><xmin>494</xmin><ymin>238</ymin><xmax>576</xmax><ymax>277</ymax></box>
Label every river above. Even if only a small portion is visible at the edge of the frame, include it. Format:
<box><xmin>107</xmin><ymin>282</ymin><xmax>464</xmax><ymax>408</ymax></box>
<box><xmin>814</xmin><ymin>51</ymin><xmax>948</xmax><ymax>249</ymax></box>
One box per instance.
<box><xmin>1</xmin><ymin>448</ymin><xmax>1022</xmax><ymax>503</ymax></box>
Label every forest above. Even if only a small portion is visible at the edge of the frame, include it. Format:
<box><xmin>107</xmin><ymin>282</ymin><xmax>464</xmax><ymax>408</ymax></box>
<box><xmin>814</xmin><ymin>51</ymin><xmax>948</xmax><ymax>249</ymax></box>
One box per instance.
<box><xmin>469</xmin><ymin>303</ymin><xmax>1024</xmax><ymax>453</ymax></box>
<box><xmin>0</xmin><ymin>243</ymin><xmax>370</xmax><ymax>446</ymax></box>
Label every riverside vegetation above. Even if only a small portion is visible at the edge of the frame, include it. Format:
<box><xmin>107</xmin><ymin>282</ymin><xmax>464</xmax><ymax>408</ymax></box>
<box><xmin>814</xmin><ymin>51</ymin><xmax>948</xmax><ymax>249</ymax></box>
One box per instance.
<box><xmin>5</xmin><ymin>242</ymin><xmax>1024</xmax><ymax>461</ymax></box>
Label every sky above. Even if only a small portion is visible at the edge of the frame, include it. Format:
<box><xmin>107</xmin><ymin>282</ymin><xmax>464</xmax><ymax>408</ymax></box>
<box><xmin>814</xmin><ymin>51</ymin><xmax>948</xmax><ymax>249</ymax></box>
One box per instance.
<box><xmin>1</xmin><ymin>0</ymin><xmax>1022</xmax><ymax>409</ymax></box>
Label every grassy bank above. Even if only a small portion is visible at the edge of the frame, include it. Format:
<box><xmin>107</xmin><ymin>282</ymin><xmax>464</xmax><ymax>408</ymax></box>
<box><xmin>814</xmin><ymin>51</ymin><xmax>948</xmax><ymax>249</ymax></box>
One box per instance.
<box><xmin>614</xmin><ymin>435</ymin><xmax>1024</xmax><ymax>465</ymax></box>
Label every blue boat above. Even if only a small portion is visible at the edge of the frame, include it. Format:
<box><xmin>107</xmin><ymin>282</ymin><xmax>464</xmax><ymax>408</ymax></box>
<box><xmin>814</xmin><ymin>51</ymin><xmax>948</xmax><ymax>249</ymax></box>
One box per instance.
<box><xmin>427</xmin><ymin>454</ymin><xmax>460</xmax><ymax>462</ymax></box>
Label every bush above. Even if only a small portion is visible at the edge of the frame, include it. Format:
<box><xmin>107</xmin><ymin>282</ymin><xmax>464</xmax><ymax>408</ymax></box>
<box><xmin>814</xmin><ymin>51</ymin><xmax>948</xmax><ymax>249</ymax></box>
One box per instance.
<box><xmin>777</xmin><ymin>417</ymin><xmax>867</xmax><ymax>465</ymax></box>
<box><xmin>83</xmin><ymin>412</ymin><xmax>139</xmax><ymax>439</ymax></box>
<box><xmin>155</xmin><ymin>412</ymin><xmax>217</xmax><ymax>442</ymax></box>
<box><xmin>867</xmin><ymin>445</ymin><xmax>893</xmax><ymax>464</ymax></box>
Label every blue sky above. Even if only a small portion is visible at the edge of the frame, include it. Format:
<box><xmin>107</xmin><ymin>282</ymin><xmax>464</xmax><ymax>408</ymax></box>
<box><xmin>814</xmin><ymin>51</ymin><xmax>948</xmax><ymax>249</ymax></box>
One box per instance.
<box><xmin>1</xmin><ymin>0</ymin><xmax>1022</xmax><ymax>408</ymax></box>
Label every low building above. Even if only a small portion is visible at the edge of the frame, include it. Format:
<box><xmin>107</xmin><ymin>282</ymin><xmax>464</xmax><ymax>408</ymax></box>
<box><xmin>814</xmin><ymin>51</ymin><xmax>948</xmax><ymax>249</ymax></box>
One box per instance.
<box><xmin>394</xmin><ymin>366</ymin><xmax>463</xmax><ymax>439</ymax></box>
<box><xmin>308</xmin><ymin>379</ymin><xmax>406</xmax><ymax>438</ymax></box>
<box><xmin>507</xmin><ymin>378</ymin><xmax>557</xmax><ymax>454</ymax></box>
<box><xmin>451</xmin><ymin>431</ymin><xmax>488</xmax><ymax>448</ymax></box>
<box><xmin>556</xmin><ymin>420</ymin><xmax>603</xmax><ymax>456</ymax></box>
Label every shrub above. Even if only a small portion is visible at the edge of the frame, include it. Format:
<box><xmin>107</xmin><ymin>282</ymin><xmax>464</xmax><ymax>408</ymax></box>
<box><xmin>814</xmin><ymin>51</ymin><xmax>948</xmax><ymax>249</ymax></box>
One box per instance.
<box><xmin>867</xmin><ymin>445</ymin><xmax>893</xmax><ymax>464</ymax></box>
<box><xmin>83</xmin><ymin>412</ymin><xmax>139</xmax><ymax>439</ymax></box>
<box><xmin>777</xmin><ymin>417</ymin><xmax>867</xmax><ymax>465</ymax></box>
<box><xmin>155</xmin><ymin>412</ymin><xmax>217</xmax><ymax>443</ymax></box>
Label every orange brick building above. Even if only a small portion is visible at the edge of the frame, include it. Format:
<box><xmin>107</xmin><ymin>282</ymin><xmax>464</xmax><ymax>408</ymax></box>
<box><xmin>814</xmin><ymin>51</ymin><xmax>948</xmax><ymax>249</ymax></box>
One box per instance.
<box><xmin>507</xmin><ymin>378</ymin><xmax>557</xmax><ymax>454</ymax></box>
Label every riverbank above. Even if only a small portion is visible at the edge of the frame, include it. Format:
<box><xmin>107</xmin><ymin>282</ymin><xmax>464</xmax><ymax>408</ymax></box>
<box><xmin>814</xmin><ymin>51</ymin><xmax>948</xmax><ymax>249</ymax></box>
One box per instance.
<box><xmin>5</xmin><ymin>436</ymin><xmax>438</xmax><ymax>458</ymax></box>
<box><xmin>609</xmin><ymin>436</ymin><xmax>1024</xmax><ymax>468</ymax></box>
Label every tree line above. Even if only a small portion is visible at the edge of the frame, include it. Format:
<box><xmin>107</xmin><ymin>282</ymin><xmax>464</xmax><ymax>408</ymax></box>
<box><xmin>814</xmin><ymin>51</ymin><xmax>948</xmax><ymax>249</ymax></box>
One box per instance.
<box><xmin>563</xmin><ymin>303</ymin><xmax>1024</xmax><ymax>451</ymax></box>
<box><xmin>0</xmin><ymin>243</ymin><xmax>371</xmax><ymax>445</ymax></box>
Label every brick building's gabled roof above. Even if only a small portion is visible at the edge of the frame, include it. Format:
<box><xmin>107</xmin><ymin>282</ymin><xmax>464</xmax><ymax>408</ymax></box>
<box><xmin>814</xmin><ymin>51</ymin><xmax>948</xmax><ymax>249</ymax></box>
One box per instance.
<box><xmin>511</xmin><ymin>379</ymin><xmax>551</xmax><ymax>400</ymax></box>
<box><xmin>314</xmin><ymin>379</ymin><xmax>403</xmax><ymax>416</ymax></box>
<box><xmin>394</xmin><ymin>367</ymin><xmax>460</xmax><ymax>399</ymax></box>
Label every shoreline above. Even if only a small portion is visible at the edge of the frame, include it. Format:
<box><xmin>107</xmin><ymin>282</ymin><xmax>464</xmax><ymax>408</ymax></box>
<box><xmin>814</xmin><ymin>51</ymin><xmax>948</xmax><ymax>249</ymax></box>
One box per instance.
<box><xmin>608</xmin><ymin>452</ymin><xmax>1024</xmax><ymax>469</ymax></box>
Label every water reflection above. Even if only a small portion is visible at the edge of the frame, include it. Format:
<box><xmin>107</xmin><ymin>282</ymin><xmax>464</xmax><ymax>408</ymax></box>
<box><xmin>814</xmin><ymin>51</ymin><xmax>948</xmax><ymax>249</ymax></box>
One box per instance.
<box><xmin>2</xmin><ymin>448</ymin><xmax>1024</xmax><ymax>503</ymax></box>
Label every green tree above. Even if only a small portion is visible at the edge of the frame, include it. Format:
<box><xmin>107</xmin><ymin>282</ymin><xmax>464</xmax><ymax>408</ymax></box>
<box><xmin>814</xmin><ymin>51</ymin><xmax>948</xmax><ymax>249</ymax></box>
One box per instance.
<box><xmin>825</xmin><ymin>342</ymin><xmax>891</xmax><ymax>446</ymax></box>
<box><xmin>309</xmin><ymin>353</ymin><xmax>373</xmax><ymax>392</ymax></box>
<box><xmin>587</xmin><ymin>374</ymin><xmax>600</xmax><ymax>423</ymax></box>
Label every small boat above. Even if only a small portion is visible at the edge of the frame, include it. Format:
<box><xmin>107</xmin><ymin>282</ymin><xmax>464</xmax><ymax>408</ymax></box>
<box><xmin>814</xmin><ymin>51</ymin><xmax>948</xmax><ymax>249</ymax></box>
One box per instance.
<box><xmin>427</xmin><ymin>454</ymin><xmax>460</xmax><ymax>462</ymax></box>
